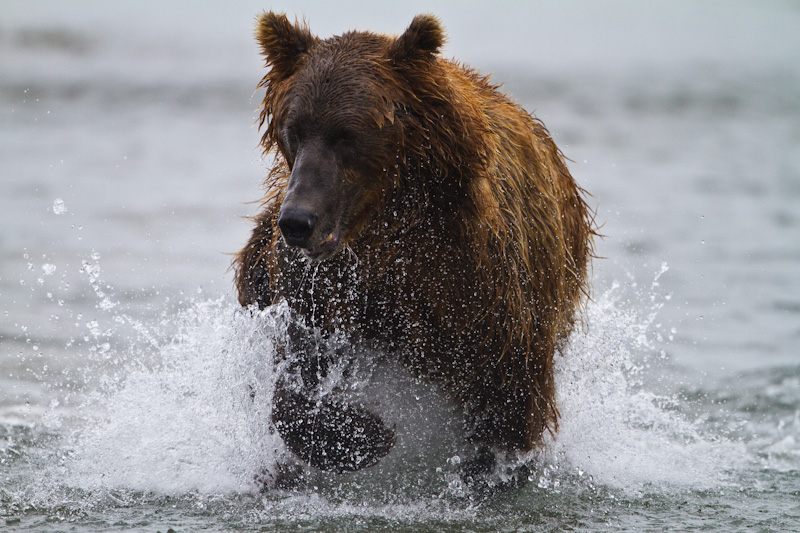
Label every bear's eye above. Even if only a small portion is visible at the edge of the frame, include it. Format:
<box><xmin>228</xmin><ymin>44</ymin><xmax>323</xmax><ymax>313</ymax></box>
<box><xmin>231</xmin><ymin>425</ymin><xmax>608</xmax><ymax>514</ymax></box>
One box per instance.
<box><xmin>328</xmin><ymin>129</ymin><xmax>355</xmax><ymax>148</ymax></box>
<box><xmin>280</xmin><ymin>127</ymin><xmax>301</xmax><ymax>159</ymax></box>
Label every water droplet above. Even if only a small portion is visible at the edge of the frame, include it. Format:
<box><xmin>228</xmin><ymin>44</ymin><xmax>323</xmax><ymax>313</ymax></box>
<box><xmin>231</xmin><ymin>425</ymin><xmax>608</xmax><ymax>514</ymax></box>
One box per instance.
<box><xmin>52</xmin><ymin>198</ymin><xmax>68</xmax><ymax>215</ymax></box>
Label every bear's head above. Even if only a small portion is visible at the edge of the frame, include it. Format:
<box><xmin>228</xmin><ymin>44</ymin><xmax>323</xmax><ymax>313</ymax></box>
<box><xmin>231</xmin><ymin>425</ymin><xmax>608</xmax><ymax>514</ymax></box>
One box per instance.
<box><xmin>255</xmin><ymin>12</ymin><xmax>446</xmax><ymax>261</ymax></box>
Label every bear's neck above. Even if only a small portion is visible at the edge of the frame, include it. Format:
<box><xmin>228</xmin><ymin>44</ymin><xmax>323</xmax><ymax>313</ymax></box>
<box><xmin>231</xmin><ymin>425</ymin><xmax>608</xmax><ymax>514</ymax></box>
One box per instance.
<box><xmin>397</xmin><ymin>141</ymin><xmax>487</xmax><ymax>223</ymax></box>
<box><xmin>369</xmin><ymin>156</ymin><xmax>486</xmax><ymax>248</ymax></box>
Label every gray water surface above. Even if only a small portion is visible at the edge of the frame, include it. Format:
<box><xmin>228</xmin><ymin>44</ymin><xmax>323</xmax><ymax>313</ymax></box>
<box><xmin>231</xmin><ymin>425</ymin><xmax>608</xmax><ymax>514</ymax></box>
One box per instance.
<box><xmin>2</xmin><ymin>1</ymin><xmax>799</xmax><ymax>531</ymax></box>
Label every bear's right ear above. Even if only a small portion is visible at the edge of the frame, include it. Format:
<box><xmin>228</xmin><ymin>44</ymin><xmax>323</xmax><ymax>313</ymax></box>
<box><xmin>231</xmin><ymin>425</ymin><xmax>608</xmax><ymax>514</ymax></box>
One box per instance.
<box><xmin>255</xmin><ymin>11</ymin><xmax>315</xmax><ymax>78</ymax></box>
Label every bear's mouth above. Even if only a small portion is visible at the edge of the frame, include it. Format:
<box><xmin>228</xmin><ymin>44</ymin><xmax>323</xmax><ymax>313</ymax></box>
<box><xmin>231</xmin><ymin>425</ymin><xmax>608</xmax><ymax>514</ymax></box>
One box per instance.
<box><xmin>302</xmin><ymin>224</ymin><xmax>341</xmax><ymax>261</ymax></box>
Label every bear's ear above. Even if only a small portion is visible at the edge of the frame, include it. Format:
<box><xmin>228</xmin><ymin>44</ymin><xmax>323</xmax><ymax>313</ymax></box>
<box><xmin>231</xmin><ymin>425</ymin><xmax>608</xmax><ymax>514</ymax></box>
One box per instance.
<box><xmin>255</xmin><ymin>11</ymin><xmax>315</xmax><ymax>78</ymax></box>
<box><xmin>390</xmin><ymin>14</ymin><xmax>445</xmax><ymax>63</ymax></box>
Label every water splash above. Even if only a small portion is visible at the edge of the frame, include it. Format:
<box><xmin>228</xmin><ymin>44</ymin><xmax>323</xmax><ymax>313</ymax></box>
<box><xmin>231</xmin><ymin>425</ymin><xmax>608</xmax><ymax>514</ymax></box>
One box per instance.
<box><xmin>545</xmin><ymin>275</ymin><xmax>748</xmax><ymax>493</ymax></box>
<box><xmin>54</xmin><ymin>299</ymin><xmax>290</xmax><ymax>495</ymax></box>
<box><xmin>20</xmin><ymin>263</ymin><xmax>749</xmax><ymax>505</ymax></box>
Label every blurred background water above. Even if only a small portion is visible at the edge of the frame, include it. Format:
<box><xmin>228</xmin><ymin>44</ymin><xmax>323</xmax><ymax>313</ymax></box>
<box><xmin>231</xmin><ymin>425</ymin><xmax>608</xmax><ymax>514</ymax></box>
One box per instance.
<box><xmin>1</xmin><ymin>1</ymin><xmax>799</xmax><ymax>531</ymax></box>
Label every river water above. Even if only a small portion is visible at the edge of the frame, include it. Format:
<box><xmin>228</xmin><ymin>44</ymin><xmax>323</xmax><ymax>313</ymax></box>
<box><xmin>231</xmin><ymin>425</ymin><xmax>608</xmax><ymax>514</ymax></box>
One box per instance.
<box><xmin>2</xmin><ymin>1</ymin><xmax>799</xmax><ymax>531</ymax></box>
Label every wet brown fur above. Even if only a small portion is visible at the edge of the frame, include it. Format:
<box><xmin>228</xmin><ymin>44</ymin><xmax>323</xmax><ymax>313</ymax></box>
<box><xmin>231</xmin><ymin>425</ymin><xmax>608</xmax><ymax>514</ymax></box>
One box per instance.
<box><xmin>234</xmin><ymin>12</ymin><xmax>596</xmax><ymax>453</ymax></box>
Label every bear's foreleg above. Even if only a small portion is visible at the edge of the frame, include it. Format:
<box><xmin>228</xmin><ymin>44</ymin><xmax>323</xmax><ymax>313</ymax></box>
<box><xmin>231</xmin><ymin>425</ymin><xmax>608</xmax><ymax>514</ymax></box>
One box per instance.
<box><xmin>272</xmin><ymin>323</ymin><xmax>396</xmax><ymax>472</ymax></box>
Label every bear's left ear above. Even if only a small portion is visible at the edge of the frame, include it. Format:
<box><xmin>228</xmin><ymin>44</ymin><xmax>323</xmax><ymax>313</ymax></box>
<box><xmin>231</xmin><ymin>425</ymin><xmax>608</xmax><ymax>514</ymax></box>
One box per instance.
<box><xmin>390</xmin><ymin>14</ymin><xmax>445</xmax><ymax>63</ymax></box>
<box><xmin>255</xmin><ymin>11</ymin><xmax>316</xmax><ymax>78</ymax></box>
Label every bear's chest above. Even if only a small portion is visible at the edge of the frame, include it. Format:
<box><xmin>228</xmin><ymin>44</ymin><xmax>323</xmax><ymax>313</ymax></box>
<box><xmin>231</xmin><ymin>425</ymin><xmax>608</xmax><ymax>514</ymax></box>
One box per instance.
<box><xmin>278</xmin><ymin>238</ymin><xmax>476</xmax><ymax>344</ymax></box>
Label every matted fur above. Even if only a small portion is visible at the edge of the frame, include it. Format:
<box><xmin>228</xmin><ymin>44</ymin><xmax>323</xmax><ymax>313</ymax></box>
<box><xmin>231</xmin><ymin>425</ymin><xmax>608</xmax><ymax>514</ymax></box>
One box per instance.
<box><xmin>235</xmin><ymin>12</ymin><xmax>596</xmax><ymax>452</ymax></box>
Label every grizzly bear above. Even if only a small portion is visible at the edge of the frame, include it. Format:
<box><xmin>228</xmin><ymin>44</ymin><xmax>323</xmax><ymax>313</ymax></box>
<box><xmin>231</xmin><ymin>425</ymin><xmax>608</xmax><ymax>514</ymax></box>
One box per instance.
<box><xmin>234</xmin><ymin>12</ymin><xmax>595</xmax><ymax>478</ymax></box>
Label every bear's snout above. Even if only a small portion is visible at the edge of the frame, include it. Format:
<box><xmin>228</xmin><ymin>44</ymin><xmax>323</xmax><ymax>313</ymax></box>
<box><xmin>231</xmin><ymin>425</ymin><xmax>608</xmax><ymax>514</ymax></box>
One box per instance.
<box><xmin>278</xmin><ymin>207</ymin><xmax>318</xmax><ymax>248</ymax></box>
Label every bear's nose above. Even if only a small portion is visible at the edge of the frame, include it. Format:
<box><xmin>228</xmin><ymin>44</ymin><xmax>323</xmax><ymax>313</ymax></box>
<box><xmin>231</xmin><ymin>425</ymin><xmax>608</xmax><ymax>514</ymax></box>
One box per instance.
<box><xmin>278</xmin><ymin>208</ymin><xmax>318</xmax><ymax>248</ymax></box>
